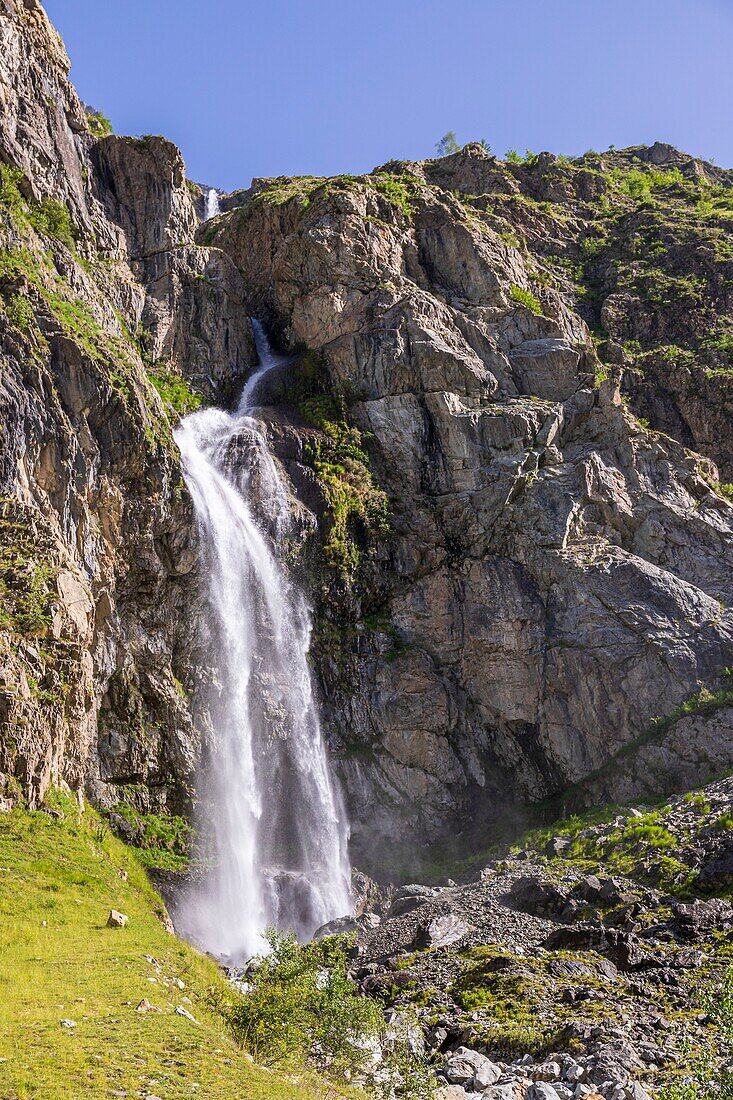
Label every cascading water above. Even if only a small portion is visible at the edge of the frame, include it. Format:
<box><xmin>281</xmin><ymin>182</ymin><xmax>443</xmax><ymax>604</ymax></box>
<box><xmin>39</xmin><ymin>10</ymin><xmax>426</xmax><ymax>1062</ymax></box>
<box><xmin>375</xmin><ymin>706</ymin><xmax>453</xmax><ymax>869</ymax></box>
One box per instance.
<box><xmin>173</xmin><ymin>322</ymin><xmax>352</xmax><ymax>963</ymax></box>
<box><xmin>204</xmin><ymin>187</ymin><xmax>221</xmax><ymax>220</ymax></box>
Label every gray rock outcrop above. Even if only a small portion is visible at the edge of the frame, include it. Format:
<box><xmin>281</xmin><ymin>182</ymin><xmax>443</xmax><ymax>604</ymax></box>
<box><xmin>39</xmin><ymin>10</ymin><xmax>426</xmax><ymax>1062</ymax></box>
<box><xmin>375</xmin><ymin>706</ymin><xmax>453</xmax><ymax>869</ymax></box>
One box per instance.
<box><xmin>206</xmin><ymin>163</ymin><xmax>733</xmax><ymax>863</ymax></box>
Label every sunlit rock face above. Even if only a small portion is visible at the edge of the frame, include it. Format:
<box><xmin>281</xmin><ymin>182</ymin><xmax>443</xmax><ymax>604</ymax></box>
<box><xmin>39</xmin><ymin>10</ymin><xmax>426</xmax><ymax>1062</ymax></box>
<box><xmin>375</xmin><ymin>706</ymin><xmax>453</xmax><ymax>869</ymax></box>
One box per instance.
<box><xmin>208</xmin><ymin>153</ymin><xmax>733</xmax><ymax>868</ymax></box>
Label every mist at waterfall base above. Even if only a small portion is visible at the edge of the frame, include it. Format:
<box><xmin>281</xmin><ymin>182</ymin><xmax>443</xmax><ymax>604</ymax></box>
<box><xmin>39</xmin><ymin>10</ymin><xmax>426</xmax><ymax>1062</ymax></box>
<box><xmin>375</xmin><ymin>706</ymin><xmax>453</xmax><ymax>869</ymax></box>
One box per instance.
<box><xmin>172</xmin><ymin>323</ymin><xmax>352</xmax><ymax>963</ymax></box>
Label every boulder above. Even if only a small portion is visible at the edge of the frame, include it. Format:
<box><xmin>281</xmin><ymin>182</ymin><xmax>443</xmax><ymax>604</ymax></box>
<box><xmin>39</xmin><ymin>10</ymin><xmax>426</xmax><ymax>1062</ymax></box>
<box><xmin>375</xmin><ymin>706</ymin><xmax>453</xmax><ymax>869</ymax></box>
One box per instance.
<box><xmin>526</xmin><ymin>1084</ymin><xmax>563</xmax><ymax>1100</ymax></box>
<box><xmin>532</xmin><ymin>1061</ymin><xmax>562</xmax><ymax>1082</ymax></box>
<box><xmin>694</xmin><ymin>850</ymin><xmax>733</xmax><ymax>892</ymax></box>
<box><xmin>443</xmin><ymin>1047</ymin><xmax>502</xmax><ymax>1090</ymax></box>
<box><xmin>509</xmin><ymin>338</ymin><xmax>589</xmax><ymax>401</ymax></box>
<box><xmin>672</xmin><ymin>898</ymin><xmax>733</xmax><ymax>940</ymax></box>
<box><xmin>483</xmin><ymin>1087</ymin><xmax>523</xmax><ymax>1100</ymax></box>
<box><xmin>388</xmin><ymin>885</ymin><xmax>441</xmax><ymax>918</ymax></box>
<box><xmin>107</xmin><ymin>910</ymin><xmax>128</xmax><ymax>929</ymax></box>
<box><xmin>509</xmin><ymin>876</ymin><xmax>576</xmax><ymax>920</ymax></box>
<box><xmin>413</xmin><ymin>913</ymin><xmax>471</xmax><ymax>950</ymax></box>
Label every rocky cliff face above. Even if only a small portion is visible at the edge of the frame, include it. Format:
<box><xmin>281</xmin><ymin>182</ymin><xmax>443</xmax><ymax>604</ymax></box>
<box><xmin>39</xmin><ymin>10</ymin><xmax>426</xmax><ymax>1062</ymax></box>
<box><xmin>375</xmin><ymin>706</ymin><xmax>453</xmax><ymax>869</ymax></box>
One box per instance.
<box><xmin>203</xmin><ymin>151</ymin><xmax>733</xmax><ymax>869</ymax></box>
<box><xmin>2</xmin><ymin>0</ymin><xmax>733</xmax><ymax>875</ymax></box>
<box><xmin>0</xmin><ymin>0</ymin><xmax>255</xmax><ymax>816</ymax></box>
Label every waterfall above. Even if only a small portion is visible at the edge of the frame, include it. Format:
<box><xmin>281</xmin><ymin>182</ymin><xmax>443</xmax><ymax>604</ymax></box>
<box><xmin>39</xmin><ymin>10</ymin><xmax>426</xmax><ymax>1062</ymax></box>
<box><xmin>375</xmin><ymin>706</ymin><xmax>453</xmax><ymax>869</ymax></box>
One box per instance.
<box><xmin>204</xmin><ymin>187</ymin><xmax>220</xmax><ymax>220</ymax></box>
<box><xmin>173</xmin><ymin>322</ymin><xmax>352</xmax><ymax>963</ymax></box>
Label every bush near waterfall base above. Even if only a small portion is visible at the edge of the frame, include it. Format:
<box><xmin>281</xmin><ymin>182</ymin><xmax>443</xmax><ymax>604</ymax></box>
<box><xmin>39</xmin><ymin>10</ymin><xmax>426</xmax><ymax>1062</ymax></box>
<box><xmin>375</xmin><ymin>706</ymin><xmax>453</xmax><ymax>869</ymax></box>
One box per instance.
<box><xmin>230</xmin><ymin>930</ymin><xmax>435</xmax><ymax>1097</ymax></box>
<box><xmin>230</xmin><ymin>930</ymin><xmax>382</xmax><ymax>1071</ymax></box>
<box><xmin>0</xmin><ymin>791</ymin><xmax>347</xmax><ymax>1100</ymax></box>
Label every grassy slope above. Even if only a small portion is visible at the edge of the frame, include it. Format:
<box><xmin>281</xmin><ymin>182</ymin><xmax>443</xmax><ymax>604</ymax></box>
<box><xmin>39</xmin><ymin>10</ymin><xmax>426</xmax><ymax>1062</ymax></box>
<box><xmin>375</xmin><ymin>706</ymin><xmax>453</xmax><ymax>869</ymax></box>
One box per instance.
<box><xmin>0</xmin><ymin>792</ymin><xmax>350</xmax><ymax>1100</ymax></box>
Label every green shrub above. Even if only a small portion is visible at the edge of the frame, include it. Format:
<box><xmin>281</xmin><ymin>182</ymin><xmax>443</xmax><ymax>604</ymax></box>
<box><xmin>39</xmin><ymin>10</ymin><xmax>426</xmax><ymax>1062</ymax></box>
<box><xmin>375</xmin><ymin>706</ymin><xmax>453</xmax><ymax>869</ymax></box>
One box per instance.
<box><xmin>85</xmin><ymin>108</ymin><xmax>113</xmax><ymax>138</ymax></box>
<box><xmin>28</xmin><ymin>197</ymin><xmax>75</xmax><ymax>248</ymax></box>
<box><xmin>5</xmin><ymin>294</ymin><xmax>34</xmax><ymax>331</ymax></box>
<box><xmin>147</xmin><ymin>366</ymin><xmax>203</xmax><ymax>418</ymax></box>
<box><xmin>231</xmin><ymin>932</ymin><xmax>434</xmax><ymax>1097</ymax></box>
<box><xmin>500</xmin><ymin>230</ymin><xmax>522</xmax><ymax>250</ymax></box>
<box><xmin>509</xmin><ymin>283</ymin><xmax>542</xmax><ymax>314</ymax></box>
<box><xmin>229</xmin><ymin>931</ymin><xmax>382</xmax><ymax>1073</ymax></box>
<box><xmin>370</xmin><ymin>173</ymin><xmax>414</xmax><ymax>217</ymax></box>
<box><xmin>613</xmin><ymin>166</ymin><xmax>684</xmax><ymax>202</ymax></box>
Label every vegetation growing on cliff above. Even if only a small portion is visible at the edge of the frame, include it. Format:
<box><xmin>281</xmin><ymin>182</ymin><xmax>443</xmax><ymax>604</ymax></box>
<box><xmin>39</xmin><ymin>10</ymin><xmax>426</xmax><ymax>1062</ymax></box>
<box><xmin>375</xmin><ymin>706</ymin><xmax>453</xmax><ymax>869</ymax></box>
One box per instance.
<box><xmin>0</xmin><ymin>170</ymin><xmax>174</xmax><ymax>451</ymax></box>
<box><xmin>0</xmin><ymin>163</ymin><xmax>74</xmax><ymax>248</ymax></box>
<box><xmin>147</xmin><ymin>365</ymin><xmax>203</xmax><ymax>418</ymax></box>
<box><xmin>302</xmin><ymin>401</ymin><xmax>389</xmax><ymax>581</ymax></box>
<box><xmin>509</xmin><ymin>283</ymin><xmax>543</xmax><ymax>314</ymax></box>
<box><xmin>0</xmin><ymin>502</ymin><xmax>58</xmax><ymax>639</ymax></box>
<box><xmin>294</xmin><ymin>353</ymin><xmax>389</xmax><ymax>584</ymax></box>
<box><xmin>368</xmin><ymin>173</ymin><xmax>416</xmax><ymax>217</ymax></box>
<box><xmin>108</xmin><ymin>801</ymin><xmax>193</xmax><ymax>872</ymax></box>
<box><xmin>84</xmin><ymin>105</ymin><xmax>114</xmax><ymax>138</ymax></box>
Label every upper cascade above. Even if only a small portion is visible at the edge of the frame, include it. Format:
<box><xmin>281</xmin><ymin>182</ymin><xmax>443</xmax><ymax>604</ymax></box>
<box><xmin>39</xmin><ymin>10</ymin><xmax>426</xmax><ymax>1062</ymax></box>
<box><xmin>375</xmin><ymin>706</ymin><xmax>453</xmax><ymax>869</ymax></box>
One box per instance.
<box><xmin>204</xmin><ymin>187</ymin><xmax>221</xmax><ymax>220</ymax></box>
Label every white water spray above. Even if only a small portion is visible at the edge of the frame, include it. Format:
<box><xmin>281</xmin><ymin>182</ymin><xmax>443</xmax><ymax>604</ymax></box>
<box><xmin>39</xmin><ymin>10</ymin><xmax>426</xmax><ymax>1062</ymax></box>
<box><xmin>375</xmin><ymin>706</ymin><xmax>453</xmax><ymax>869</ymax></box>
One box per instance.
<box><xmin>173</xmin><ymin>323</ymin><xmax>352</xmax><ymax>962</ymax></box>
<box><xmin>204</xmin><ymin>187</ymin><xmax>221</xmax><ymax>220</ymax></box>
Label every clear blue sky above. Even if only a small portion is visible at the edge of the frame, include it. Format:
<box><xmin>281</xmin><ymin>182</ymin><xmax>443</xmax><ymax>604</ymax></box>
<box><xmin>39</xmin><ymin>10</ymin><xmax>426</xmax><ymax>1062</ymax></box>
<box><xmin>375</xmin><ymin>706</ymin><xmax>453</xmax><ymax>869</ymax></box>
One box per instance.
<box><xmin>44</xmin><ymin>0</ymin><xmax>733</xmax><ymax>192</ymax></box>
